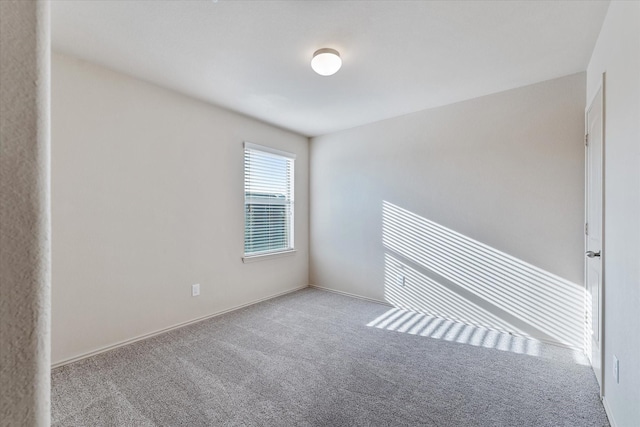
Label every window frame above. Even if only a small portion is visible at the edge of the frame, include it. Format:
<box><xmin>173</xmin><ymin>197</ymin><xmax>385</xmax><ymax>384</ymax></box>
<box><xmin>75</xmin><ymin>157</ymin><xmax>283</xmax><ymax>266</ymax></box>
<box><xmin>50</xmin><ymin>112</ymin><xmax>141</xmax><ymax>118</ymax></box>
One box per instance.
<box><xmin>242</xmin><ymin>141</ymin><xmax>296</xmax><ymax>263</ymax></box>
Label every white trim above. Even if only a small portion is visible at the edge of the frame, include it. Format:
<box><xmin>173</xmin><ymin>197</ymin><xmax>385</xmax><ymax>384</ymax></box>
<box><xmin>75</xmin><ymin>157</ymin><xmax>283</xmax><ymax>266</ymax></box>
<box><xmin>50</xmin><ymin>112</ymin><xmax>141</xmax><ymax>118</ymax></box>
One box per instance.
<box><xmin>602</xmin><ymin>396</ymin><xmax>618</xmax><ymax>427</ymax></box>
<box><xmin>243</xmin><ymin>141</ymin><xmax>296</xmax><ymax>159</ymax></box>
<box><xmin>586</xmin><ymin>77</ymin><xmax>604</xmax><ymax>115</ymax></box>
<box><xmin>51</xmin><ymin>284</ymin><xmax>309</xmax><ymax>369</ymax></box>
<box><xmin>309</xmin><ymin>284</ymin><xmax>393</xmax><ymax>307</ymax></box>
<box><xmin>242</xmin><ymin>249</ymin><xmax>296</xmax><ymax>263</ymax></box>
<box><xmin>584</xmin><ymin>75</ymin><xmax>606</xmax><ymax>396</ymax></box>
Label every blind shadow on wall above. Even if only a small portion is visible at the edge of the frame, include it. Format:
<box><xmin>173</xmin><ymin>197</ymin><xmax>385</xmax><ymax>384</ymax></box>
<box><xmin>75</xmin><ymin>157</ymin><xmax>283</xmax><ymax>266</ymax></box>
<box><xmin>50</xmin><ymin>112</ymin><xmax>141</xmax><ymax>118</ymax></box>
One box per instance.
<box><xmin>379</xmin><ymin>201</ymin><xmax>587</xmax><ymax>352</ymax></box>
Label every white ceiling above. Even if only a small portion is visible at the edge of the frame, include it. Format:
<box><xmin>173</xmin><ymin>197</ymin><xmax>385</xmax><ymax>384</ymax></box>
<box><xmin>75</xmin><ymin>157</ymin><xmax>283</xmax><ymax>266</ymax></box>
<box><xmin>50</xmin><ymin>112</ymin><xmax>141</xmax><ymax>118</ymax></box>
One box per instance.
<box><xmin>51</xmin><ymin>0</ymin><xmax>609</xmax><ymax>137</ymax></box>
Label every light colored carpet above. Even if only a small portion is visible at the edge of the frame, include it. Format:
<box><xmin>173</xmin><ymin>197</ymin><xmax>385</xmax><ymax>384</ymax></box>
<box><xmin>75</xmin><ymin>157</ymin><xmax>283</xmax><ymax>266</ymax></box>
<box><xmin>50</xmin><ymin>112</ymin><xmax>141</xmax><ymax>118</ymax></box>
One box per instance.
<box><xmin>52</xmin><ymin>288</ymin><xmax>609</xmax><ymax>426</ymax></box>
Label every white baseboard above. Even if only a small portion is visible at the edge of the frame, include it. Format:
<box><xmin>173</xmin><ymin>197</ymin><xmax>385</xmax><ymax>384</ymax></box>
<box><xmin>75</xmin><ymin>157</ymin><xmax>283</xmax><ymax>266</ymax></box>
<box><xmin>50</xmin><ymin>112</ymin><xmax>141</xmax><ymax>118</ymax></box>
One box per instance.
<box><xmin>52</xmin><ymin>284</ymin><xmax>309</xmax><ymax>369</ymax></box>
<box><xmin>309</xmin><ymin>284</ymin><xmax>393</xmax><ymax>307</ymax></box>
<box><xmin>602</xmin><ymin>396</ymin><xmax>618</xmax><ymax>427</ymax></box>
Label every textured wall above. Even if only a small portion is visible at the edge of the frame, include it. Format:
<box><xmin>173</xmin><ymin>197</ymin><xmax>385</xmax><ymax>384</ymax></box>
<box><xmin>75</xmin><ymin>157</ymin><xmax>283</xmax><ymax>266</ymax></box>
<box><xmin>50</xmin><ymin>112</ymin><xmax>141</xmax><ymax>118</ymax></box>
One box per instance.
<box><xmin>587</xmin><ymin>2</ymin><xmax>640</xmax><ymax>425</ymax></box>
<box><xmin>311</xmin><ymin>74</ymin><xmax>586</xmax><ymax>348</ymax></box>
<box><xmin>0</xmin><ymin>1</ymin><xmax>51</xmax><ymax>426</ymax></box>
<box><xmin>51</xmin><ymin>53</ymin><xmax>309</xmax><ymax>365</ymax></box>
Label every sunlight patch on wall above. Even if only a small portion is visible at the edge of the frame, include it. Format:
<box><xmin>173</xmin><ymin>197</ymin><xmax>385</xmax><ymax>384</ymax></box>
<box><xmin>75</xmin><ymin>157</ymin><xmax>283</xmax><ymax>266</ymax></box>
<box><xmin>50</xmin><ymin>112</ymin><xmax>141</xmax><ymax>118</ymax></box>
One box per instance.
<box><xmin>384</xmin><ymin>253</ymin><xmax>521</xmax><ymax>334</ymax></box>
<box><xmin>381</xmin><ymin>201</ymin><xmax>585</xmax><ymax>349</ymax></box>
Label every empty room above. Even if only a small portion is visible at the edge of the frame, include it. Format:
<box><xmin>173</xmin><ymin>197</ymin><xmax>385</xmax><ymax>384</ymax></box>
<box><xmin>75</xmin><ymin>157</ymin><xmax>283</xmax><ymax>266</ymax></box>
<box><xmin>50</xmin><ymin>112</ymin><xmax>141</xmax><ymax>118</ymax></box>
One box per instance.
<box><xmin>1</xmin><ymin>0</ymin><xmax>639</xmax><ymax>426</ymax></box>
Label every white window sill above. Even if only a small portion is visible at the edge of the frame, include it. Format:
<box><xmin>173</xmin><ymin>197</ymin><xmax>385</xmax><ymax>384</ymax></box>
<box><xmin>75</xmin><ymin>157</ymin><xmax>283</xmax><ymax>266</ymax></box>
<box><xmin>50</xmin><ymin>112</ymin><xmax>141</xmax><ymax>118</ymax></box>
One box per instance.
<box><xmin>242</xmin><ymin>250</ymin><xmax>296</xmax><ymax>263</ymax></box>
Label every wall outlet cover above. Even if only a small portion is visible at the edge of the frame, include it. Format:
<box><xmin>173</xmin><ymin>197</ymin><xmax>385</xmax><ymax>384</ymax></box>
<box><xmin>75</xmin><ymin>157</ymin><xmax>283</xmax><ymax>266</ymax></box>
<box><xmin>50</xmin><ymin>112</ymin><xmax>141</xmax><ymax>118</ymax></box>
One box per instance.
<box><xmin>192</xmin><ymin>283</ymin><xmax>200</xmax><ymax>297</ymax></box>
<box><xmin>397</xmin><ymin>275</ymin><xmax>405</xmax><ymax>287</ymax></box>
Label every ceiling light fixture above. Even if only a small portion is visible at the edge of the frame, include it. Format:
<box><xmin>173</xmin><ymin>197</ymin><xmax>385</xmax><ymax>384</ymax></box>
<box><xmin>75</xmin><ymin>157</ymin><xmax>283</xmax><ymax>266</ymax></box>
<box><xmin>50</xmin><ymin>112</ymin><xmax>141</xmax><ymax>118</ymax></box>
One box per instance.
<box><xmin>311</xmin><ymin>48</ymin><xmax>342</xmax><ymax>76</ymax></box>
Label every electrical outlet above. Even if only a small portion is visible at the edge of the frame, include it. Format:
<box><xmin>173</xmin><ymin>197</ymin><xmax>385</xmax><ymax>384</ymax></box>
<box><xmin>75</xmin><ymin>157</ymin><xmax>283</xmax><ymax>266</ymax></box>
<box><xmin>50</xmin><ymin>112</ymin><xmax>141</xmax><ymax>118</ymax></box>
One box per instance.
<box><xmin>397</xmin><ymin>275</ymin><xmax>406</xmax><ymax>287</ymax></box>
<box><xmin>613</xmin><ymin>355</ymin><xmax>619</xmax><ymax>384</ymax></box>
<box><xmin>191</xmin><ymin>283</ymin><xmax>200</xmax><ymax>297</ymax></box>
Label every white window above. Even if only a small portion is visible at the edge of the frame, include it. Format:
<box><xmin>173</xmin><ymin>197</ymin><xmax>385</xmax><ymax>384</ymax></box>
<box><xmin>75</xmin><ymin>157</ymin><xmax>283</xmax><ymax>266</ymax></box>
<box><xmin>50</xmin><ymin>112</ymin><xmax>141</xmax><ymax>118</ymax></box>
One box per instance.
<box><xmin>243</xmin><ymin>142</ymin><xmax>295</xmax><ymax>259</ymax></box>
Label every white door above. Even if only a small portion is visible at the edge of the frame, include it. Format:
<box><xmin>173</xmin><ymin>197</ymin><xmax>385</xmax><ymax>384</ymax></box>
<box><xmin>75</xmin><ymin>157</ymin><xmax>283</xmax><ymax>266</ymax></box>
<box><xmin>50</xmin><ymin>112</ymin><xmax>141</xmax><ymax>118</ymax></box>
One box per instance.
<box><xmin>585</xmin><ymin>85</ymin><xmax>604</xmax><ymax>393</ymax></box>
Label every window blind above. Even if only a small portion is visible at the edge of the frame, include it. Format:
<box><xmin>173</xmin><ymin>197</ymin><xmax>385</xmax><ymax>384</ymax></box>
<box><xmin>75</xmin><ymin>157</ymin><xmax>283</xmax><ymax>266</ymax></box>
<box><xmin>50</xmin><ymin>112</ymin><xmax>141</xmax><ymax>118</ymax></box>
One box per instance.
<box><xmin>244</xmin><ymin>142</ymin><xmax>295</xmax><ymax>256</ymax></box>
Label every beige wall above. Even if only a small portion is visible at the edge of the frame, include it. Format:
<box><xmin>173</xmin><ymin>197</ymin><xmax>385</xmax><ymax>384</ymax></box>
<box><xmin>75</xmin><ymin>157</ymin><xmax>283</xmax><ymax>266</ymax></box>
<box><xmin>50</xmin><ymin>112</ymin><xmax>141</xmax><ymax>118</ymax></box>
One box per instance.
<box><xmin>310</xmin><ymin>73</ymin><xmax>586</xmax><ymax>349</ymax></box>
<box><xmin>0</xmin><ymin>1</ymin><xmax>51</xmax><ymax>425</ymax></box>
<box><xmin>51</xmin><ymin>53</ymin><xmax>309</xmax><ymax>365</ymax></box>
<box><xmin>587</xmin><ymin>2</ymin><xmax>640</xmax><ymax>425</ymax></box>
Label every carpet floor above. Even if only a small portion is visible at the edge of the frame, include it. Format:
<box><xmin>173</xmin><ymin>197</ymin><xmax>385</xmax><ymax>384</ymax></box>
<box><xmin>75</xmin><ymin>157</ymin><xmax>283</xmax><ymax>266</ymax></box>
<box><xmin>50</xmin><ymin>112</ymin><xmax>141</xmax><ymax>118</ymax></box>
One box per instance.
<box><xmin>52</xmin><ymin>287</ymin><xmax>609</xmax><ymax>426</ymax></box>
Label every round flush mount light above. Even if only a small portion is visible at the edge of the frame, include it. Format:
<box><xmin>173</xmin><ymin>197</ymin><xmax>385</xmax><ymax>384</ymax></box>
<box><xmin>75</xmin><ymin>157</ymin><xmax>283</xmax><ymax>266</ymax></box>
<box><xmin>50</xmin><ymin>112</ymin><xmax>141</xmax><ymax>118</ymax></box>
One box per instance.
<box><xmin>311</xmin><ymin>48</ymin><xmax>342</xmax><ymax>76</ymax></box>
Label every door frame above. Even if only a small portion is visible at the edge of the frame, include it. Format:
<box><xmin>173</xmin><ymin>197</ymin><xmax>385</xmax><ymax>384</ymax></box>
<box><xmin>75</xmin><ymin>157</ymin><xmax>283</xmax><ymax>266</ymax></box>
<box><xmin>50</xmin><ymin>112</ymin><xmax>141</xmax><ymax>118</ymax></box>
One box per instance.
<box><xmin>585</xmin><ymin>72</ymin><xmax>606</xmax><ymax>398</ymax></box>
